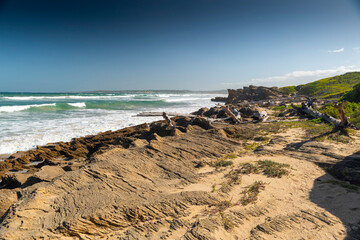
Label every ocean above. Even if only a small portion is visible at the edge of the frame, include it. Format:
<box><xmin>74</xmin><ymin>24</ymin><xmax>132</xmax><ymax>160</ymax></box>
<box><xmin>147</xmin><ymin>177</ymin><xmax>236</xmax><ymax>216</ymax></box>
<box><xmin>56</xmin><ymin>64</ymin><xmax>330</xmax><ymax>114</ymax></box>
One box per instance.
<box><xmin>0</xmin><ymin>91</ymin><xmax>224</xmax><ymax>155</ymax></box>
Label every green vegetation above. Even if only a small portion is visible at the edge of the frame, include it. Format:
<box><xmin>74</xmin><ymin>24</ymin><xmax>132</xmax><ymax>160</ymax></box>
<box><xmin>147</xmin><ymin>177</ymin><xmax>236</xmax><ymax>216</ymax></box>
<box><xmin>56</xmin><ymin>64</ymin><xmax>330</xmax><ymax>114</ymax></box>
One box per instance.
<box><xmin>239</xmin><ymin>162</ymin><xmax>260</xmax><ymax>174</ymax></box>
<box><xmin>212</xmin><ymin>184</ymin><xmax>216</xmax><ymax>192</ymax></box>
<box><xmin>280</xmin><ymin>86</ymin><xmax>297</xmax><ymax>95</ymax></box>
<box><xmin>214</xmin><ymin>159</ymin><xmax>233</xmax><ymax>167</ymax></box>
<box><xmin>223</xmin><ymin>153</ymin><xmax>238</xmax><ymax>160</ymax></box>
<box><xmin>280</xmin><ymin>72</ymin><xmax>360</xmax><ymax>98</ymax></box>
<box><xmin>318</xmin><ymin>102</ymin><xmax>360</xmax><ymax>127</ymax></box>
<box><xmin>224</xmin><ymin>169</ymin><xmax>242</xmax><ymax>186</ymax></box>
<box><xmin>272</xmin><ymin>105</ymin><xmax>286</xmax><ymax>111</ymax></box>
<box><xmin>213</xmin><ymin>152</ymin><xmax>239</xmax><ymax>167</ymax></box>
<box><xmin>239</xmin><ymin>160</ymin><xmax>290</xmax><ymax>178</ymax></box>
<box><xmin>240</xmin><ymin>181</ymin><xmax>265</xmax><ymax>206</ymax></box>
<box><xmin>340</xmin><ymin>82</ymin><xmax>360</xmax><ymax>103</ymax></box>
<box><xmin>257</xmin><ymin>160</ymin><xmax>290</xmax><ymax>178</ymax></box>
<box><xmin>244</xmin><ymin>143</ymin><xmax>260</xmax><ymax>150</ymax></box>
<box><xmin>268</xmin><ymin>120</ymin><xmax>355</xmax><ymax>143</ymax></box>
<box><xmin>213</xmin><ymin>200</ymin><xmax>236</xmax><ymax>230</ymax></box>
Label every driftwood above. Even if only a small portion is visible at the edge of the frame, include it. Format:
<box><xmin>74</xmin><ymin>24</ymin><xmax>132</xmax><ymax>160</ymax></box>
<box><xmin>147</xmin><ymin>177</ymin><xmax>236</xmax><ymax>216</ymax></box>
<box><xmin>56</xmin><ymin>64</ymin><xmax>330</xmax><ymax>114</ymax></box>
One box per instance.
<box><xmin>291</xmin><ymin>101</ymin><xmax>352</xmax><ymax>128</ymax></box>
<box><xmin>253</xmin><ymin>110</ymin><xmax>269</xmax><ymax>122</ymax></box>
<box><xmin>305</xmin><ymin>97</ymin><xmax>317</xmax><ymax>108</ymax></box>
<box><xmin>221</xmin><ymin>105</ymin><xmax>242</xmax><ymax>123</ymax></box>
<box><xmin>334</xmin><ymin>102</ymin><xmax>350</xmax><ymax>127</ymax></box>
<box><xmin>162</xmin><ymin>112</ymin><xmax>173</xmax><ymax>126</ymax></box>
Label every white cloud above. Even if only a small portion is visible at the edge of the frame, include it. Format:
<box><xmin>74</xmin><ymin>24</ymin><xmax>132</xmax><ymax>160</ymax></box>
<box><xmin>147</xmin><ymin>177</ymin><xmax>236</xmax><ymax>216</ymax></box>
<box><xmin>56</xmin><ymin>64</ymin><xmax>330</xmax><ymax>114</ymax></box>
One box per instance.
<box><xmin>353</xmin><ymin>47</ymin><xmax>360</xmax><ymax>53</ymax></box>
<box><xmin>222</xmin><ymin>65</ymin><xmax>360</xmax><ymax>87</ymax></box>
<box><xmin>328</xmin><ymin>48</ymin><xmax>344</xmax><ymax>53</ymax></box>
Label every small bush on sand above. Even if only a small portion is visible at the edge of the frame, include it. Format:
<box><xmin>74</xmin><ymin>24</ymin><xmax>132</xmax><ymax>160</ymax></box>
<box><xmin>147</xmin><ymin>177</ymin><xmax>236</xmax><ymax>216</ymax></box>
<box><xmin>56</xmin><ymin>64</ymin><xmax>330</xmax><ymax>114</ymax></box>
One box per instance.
<box><xmin>244</xmin><ymin>143</ymin><xmax>260</xmax><ymax>150</ymax></box>
<box><xmin>240</xmin><ymin>181</ymin><xmax>265</xmax><ymax>206</ymax></box>
<box><xmin>215</xmin><ymin>159</ymin><xmax>233</xmax><ymax>167</ymax></box>
<box><xmin>239</xmin><ymin>160</ymin><xmax>290</xmax><ymax>178</ymax></box>
<box><xmin>257</xmin><ymin>160</ymin><xmax>290</xmax><ymax>178</ymax></box>
<box><xmin>239</xmin><ymin>163</ymin><xmax>260</xmax><ymax>175</ymax></box>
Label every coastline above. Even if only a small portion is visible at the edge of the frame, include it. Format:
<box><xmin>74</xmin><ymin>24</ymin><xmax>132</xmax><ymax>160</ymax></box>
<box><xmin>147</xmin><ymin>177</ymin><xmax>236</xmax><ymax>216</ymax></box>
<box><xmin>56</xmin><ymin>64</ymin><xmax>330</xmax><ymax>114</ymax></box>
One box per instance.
<box><xmin>0</xmin><ymin>103</ymin><xmax>359</xmax><ymax>239</ymax></box>
<box><xmin>0</xmin><ymin>91</ymin><xmax>225</xmax><ymax>155</ymax></box>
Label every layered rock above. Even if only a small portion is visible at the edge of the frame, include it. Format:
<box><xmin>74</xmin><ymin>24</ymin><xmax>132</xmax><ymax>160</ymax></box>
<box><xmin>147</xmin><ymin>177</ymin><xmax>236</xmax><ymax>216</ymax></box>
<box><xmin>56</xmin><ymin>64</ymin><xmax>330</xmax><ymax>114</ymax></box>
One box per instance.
<box><xmin>212</xmin><ymin>85</ymin><xmax>285</xmax><ymax>104</ymax></box>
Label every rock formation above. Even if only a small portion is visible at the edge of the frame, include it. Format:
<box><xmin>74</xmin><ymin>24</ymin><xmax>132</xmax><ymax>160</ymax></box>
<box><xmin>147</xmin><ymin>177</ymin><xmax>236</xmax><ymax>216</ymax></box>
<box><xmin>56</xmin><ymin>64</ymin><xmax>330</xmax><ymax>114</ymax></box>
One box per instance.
<box><xmin>212</xmin><ymin>85</ymin><xmax>285</xmax><ymax>104</ymax></box>
<box><xmin>0</xmin><ymin>115</ymin><xmax>359</xmax><ymax>239</ymax></box>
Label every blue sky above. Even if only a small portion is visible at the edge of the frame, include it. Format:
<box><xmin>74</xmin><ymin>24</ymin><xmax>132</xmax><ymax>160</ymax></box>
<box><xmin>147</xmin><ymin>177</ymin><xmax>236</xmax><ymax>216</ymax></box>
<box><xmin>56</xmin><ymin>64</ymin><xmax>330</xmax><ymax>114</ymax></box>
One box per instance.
<box><xmin>0</xmin><ymin>0</ymin><xmax>360</xmax><ymax>92</ymax></box>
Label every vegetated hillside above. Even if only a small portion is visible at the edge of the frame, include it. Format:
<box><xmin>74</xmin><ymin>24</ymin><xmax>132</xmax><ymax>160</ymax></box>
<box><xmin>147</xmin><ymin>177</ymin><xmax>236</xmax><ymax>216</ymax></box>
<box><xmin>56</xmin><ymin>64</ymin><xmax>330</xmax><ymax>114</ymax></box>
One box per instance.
<box><xmin>340</xmin><ymin>82</ymin><xmax>360</xmax><ymax>103</ymax></box>
<box><xmin>281</xmin><ymin>72</ymin><xmax>360</xmax><ymax>99</ymax></box>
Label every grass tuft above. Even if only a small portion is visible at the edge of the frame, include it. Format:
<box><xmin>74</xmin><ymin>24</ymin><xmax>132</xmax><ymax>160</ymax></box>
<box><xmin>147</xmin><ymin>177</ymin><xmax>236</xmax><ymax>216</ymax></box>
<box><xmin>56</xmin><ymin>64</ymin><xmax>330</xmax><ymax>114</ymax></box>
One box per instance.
<box><xmin>240</xmin><ymin>181</ymin><xmax>265</xmax><ymax>206</ymax></box>
<box><xmin>215</xmin><ymin>159</ymin><xmax>233</xmax><ymax>167</ymax></box>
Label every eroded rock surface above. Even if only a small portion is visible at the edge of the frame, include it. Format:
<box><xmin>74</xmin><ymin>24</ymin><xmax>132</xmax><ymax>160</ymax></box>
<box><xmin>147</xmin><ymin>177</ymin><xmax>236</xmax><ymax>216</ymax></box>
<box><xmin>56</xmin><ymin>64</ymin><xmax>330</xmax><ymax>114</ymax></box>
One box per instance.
<box><xmin>0</xmin><ymin>117</ymin><xmax>359</xmax><ymax>239</ymax></box>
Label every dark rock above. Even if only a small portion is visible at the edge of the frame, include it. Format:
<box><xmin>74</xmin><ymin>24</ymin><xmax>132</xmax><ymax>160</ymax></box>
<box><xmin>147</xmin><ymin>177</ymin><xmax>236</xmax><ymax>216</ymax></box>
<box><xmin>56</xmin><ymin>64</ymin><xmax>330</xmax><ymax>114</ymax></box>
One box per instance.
<box><xmin>191</xmin><ymin>107</ymin><xmax>209</xmax><ymax>116</ymax></box>
<box><xmin>212</xmin><ymin>85</ymin><xmax>286</xmax><ymax>104</ymax></box>
<box><xmin>1</xmin><ymin>173</ymin><xmax>32</xmax><ymax>189</ymax></box>
<box><xmin>191</xmin><ymin>117</ymin><xmax>213</xmax><ymax>130</ymax></box>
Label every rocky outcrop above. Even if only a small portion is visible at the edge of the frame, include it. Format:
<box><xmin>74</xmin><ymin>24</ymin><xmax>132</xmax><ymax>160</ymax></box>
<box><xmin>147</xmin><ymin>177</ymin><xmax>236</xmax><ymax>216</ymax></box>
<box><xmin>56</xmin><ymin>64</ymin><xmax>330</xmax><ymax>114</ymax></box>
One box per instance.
<box><xmin>227</xmin><ymin>85</ymin><xmax>284</xmax><ymax>103</ymax></box>
<box><xmin>0</xmin><ymin>118</ymin><xmax>240</xmax><ymax>239</ymax></box>
<box><xmin>0</xmin><ymin>123</ymin><xmax>151</xmax><ymax>179</ymax></box>
<box><xmin>211</xmin><ymin>85</ymin><xmax>285</xmax><ymax>104</ymax></box>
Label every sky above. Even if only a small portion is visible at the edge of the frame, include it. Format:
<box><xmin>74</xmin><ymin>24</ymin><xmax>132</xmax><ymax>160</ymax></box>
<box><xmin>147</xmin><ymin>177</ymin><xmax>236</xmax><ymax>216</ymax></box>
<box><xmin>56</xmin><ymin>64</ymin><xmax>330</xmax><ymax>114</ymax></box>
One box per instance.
<box><xmin>0</xmin><ymin>0</ymin><xmax>360</xmax><ymax>92</ymax></box>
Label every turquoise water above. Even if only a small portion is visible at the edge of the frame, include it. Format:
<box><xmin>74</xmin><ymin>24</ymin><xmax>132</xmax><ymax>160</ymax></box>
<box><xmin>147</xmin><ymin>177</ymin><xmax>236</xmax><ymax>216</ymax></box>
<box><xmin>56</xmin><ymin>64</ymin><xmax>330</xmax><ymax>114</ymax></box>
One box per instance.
<box><xmin>0</xmin><ymin>91</ymin><xmax>223</xmax><ymax>154</ymax></box>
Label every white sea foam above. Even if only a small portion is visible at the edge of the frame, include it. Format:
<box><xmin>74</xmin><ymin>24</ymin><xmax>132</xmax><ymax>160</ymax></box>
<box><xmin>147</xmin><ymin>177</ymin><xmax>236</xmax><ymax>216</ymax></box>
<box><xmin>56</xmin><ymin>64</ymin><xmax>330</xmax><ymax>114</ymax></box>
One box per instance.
<box><xmin>165</xmin><ymin>98</ymin><xmax>201</xmax><ymax>102</ymax></box>
<box><xmin>0</xmin><ymin>93</ymin><xmax>226</xmax><ymax>154</ymax></box>
<box><xmin>0</xmin><ymin>103</ymin><xmax>56</xmax><ymax>113</ymax></box>
<box><xmin>2</xmin><ymin>95</ymin><xmax>136</xmax><ymax>100</ymax></box>
<box><xmin>67</xmin><ymin>102</ymin><xmax>86</xmax><ymax>108</ymax></box>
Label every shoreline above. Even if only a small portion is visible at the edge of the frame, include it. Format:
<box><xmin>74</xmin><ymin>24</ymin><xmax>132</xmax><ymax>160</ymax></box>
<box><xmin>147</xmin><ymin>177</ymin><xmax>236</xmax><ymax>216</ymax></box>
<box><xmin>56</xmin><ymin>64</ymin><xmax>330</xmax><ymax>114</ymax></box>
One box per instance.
<box><xmin>0</xmin><ymin>92</ymin><xmax>225</xmax><ymax>155</ymax></box>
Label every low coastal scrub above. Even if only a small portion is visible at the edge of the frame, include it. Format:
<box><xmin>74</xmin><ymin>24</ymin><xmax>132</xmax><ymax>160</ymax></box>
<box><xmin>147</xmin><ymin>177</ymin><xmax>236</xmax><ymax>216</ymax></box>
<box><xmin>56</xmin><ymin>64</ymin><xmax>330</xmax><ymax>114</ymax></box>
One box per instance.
<box><xmin>272</xmin><ymin>105</ymin><xmax>286</xmax><ymax>111</ymax></box>
<box><xmin>240</xmin><ymin>181</ymin><xmax>266</xmax><ymax>206</ymax></box>
<box><xmin>224</xmin><ymin>169</ymin><xmax>243</xmax><ymax>186</ymax></box>
<box><xmin>213</xmin><ymin>152</ymin><xmax>238</xmax><ymax>167</ymax></box>
<box><xmin>281</xmin><ymin>72</ymin><xmax>360</xmax><ymax>99</ymax></box>
<box><xmin>280</xmin><ymin>86</ymin><xmax>297</xmax><ymax>96</ymax></box>
<box><xmin>214</xmin><ymin>159</ymin><xmax>233</xmax><ymax>167</ymax></box>
<box><xmin>272</xmin><ymin>121</ymin><xmax>356</xmax><ymax>143</ymax></box>
<box><xmin>257</xmin><ymin>160</ymin><xmax>290</xmax><ymax>178</ymax></box>
<box><xmin>206</xmin><ymin>199</ymin><xmax>236</xmax><ymax>230</ymax></box>
<box><xmin>340</xmin><ymin>82</ymin><xmax>360</xmax><ymax>103</ymax></box>
<box><xmin>239</xmin><ymin>160</ymin><xmax>290</xmax><ymax>178</ymax></box>
<box><xmin>244</xmin><ymin>143</ymin><xmax>260</xmax><ymax>151</ymax></box>
<box><xmin>318</xmin><ymin>102</ymin><xmax>360</xmax><ymax>127</ymax></box>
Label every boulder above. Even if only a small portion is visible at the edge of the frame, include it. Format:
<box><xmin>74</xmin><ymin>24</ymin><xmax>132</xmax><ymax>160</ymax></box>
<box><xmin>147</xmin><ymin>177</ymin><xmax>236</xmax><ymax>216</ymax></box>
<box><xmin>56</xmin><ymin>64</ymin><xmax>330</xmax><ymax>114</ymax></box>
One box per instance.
<box><xmin>191</xmin><ymin>117</ymin><xmax>213</xmax><ymax>130</ymax></box>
